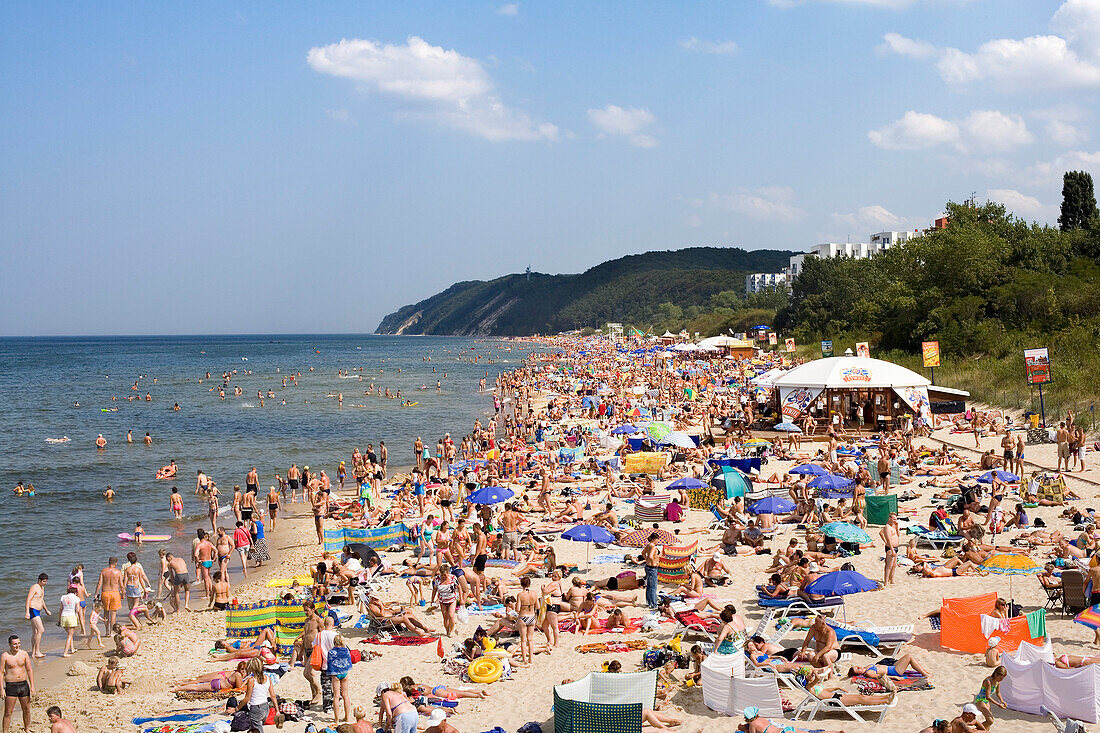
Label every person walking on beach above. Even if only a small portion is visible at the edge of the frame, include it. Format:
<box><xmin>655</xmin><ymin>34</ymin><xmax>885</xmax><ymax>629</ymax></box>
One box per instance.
<box><xmin>165</xmin><ymin>552</ymin><xmax>192</xmax><ymax>612</ymax></box>
<box><xmin>1057</xmin><ymin>422</ymin><xmax>1071</xmax><ymax>472</ymax></box>
<box><xmin>1</xmin><ymin>635</ymin><xmax>34</xmax><ymax>733</ymax></box>
<box><xmin>196</xmin><ymin>531</ymin><xmax>216</xmax><ymax>600</ymax></box>
<box><xmin>57</xmin><ymin>585</ymin><xmax>81</xmax><ymax>657</ymax></box>
<box><xmin>246</xmin><ymin>467</ymin><xmax>258</xmax><ymax>495</ymax></box>
<box><xmin>287</xmin><ymin>463</ymin><xmax>300</xmax><ymax>503</ymax></box>
<box><xmin>23</xmin><ymin>575</ymin><xmax>49</xmax><ymax>660</ymax></box>
<box><xmin>206</xmin><ymin>486</ymin><xmax>220</xmax><ymax>533</ymax></box>
<box><xmin>122</xmin><ymin>553</ymin><xmax>150</xmax><ymax>611</ymax></box>
<box><xmin>233</xmin><ymin>521</ymin><xmax>251</xmax><ymax>578</ymax></box>
<box><xmin>300</xmin><ymin>601</ymin><xmax>323</xmax><ymax>706</ymax></box>
<box><xmin>312</xmin><ymin>487</ymin><xmax>328</xmax><ymax>545</ymax></box>
<box><xmin>266</xmin><ymin>486</ymin><xmax>280</xmax><ymax>531</ymax></box>
<box><xmin>880</xmin><ymin>513</ymin><xmax>900</xmax><ymax>585</ymax></box>
<box><xmin>642</xmin><ymin>534</ymin><xmax>661</xmax><ymax>609</ymax></box>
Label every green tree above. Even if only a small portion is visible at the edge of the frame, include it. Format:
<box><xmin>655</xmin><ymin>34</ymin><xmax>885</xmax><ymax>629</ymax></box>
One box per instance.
<box><xmin>1059</xmin><ymin>170</ymin><xmax>1099</xmax><ymax>232</ymax></box>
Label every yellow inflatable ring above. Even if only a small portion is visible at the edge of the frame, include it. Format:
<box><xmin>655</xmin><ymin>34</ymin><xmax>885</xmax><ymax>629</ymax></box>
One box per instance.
<box><xmin>467</xmin><ymin>656</ymin><xmax>503</xmax><ymax>683</ymax></box>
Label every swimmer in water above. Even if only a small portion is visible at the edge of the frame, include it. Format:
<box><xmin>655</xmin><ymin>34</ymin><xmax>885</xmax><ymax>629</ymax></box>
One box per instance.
<box><xmin>104</xmin><ymin>486</ymin><xmax>115</xmax><ymax>500</ymax></box>
<box><xmin>96</xmin><ymin>434</ymin><xmax>107</xmax><ymax>449</ymax></box>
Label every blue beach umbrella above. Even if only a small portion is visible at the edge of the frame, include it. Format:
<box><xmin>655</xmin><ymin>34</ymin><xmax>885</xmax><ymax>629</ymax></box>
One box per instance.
<box><xmin>789</xmin><ymin>464</ymin><xmax>828</xmax><ymax>476</ymax></box>
<box><xmin>774</xmin><ymin>421</ymin><xmax>802</xmax><ymax>433</ymax></box>
<box><xmin>977</xmin><ymin>470</ymin><xmax>1020</xmax><ymax>484</ymax></box>
<box><xmin>804</xmin><ymin>570</ymin><xmax>878</xmax><ymax>597</ymax></box>
<box><xmin>611</xmin><ymin>425</ymin><xmax>639</xmax><ymax>435</ymax></box>
<box><xmin>468</xmin><ymin>486</ymin><xmax>514</xmax><ymax>505</ymax></box>
<box><xmin>820</xmin><ymin>522</ymin><xmax>872</xmax><ymax>544</ymax></box>
<box><xmin>750</xmin><ymin>497</ymin><xmax>795</xmax><ymax>515</ymax></box>
<box><xmin>809</xmin><ymin>473</ymin><xmax>854</xmax><ymax>490</ymax></box>
<box><xmin>561</xmin><ymin>524</ymin><xmax>616</xmax><ymax>544</ymax></box>
<box><xmin>667</xmin><ymin>477</ymin><xmax>707</xmax><ymax>490</ymax></box>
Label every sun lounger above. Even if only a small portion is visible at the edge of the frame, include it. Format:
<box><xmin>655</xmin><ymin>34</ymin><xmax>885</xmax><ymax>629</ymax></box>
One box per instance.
<box><xmin>788</xmin><ymin>674</ymin><xmax>892</xmax><ymax>724</ymax></box>
<box><xmin>824</xmin><ymin>618</ymin><xmax>913</xmax><ymax>656</ymax></box>
<box><xmin>907</xmin><ymin>525</ymin><xmax>964</xmax><ymax>549</ymax></box>
<box><xmin>756</xmin><ymin>594</ymin><xmax>845</xmax><ymax>617</ymax></box>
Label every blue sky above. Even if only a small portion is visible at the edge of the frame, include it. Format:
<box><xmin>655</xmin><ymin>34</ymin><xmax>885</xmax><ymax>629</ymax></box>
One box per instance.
<box><xmin>2</xmin><ymin>0</ymin><xmax>1098</xmax><ymax>335</ymax></box>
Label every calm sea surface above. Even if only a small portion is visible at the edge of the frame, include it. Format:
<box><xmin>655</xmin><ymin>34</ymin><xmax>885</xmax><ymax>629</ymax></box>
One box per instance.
<box><xmin>0</xmin><ymin>334</ymin><xmax>539</xmax><ymax>648</ymax></box>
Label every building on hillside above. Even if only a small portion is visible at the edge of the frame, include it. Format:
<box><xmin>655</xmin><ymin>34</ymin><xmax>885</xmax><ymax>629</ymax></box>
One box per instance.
<box><xmin>868</xmin><ymin>230</ymin><xmax>921</xmax><ymax>252</ymax></box>
<box><xmin>745</xmin><ymin>272</ymin><xmax>787</xmax><ymax>294</ymax></box>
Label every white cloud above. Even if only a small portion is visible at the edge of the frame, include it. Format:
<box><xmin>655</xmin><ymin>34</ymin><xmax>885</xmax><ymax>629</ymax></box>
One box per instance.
<box><xmin>868</xmin><ymin>111</ymin><xmax>959</xmax><ymax>150</ymax></box>
<box><xmin>497</xmin><ymin>3</ymin><xmax>518</xmax><ymax>16</ymax></box>
<box><xmin>307</xmin><ymin>36</ymin><xmax>558</xmax><ymax>142</ymax></box>
<box><xmin>694</xmin><ymin>187</ymin><xmax>805</xmax><ymax>222</ymax></box>
<box><xmin>326</xmin><ymin>108</ymin><xmax>350</xmax><ymax>122</ymax></box>
<box><xmin>830</xmin><ymin>205</ymin><xmax>916</xmax><ymax>231</ymax></box>
<box><xmin>869</xmin><ymin>110</ymin><xmax>1032</xmax><ymax>153</ymax></box>
<box><xmin>877</xmin><ymin>32</ymin><xmax>937</xmax><ymax>59</ymax></box>
<box><xmin>1046</xmin><ymin>120</ymin><xmax>1089</xmax><ymax>147</ymax></box>
<box><xmin>1024</xmin><ymin>150</ymin><xmax>1100</xmax><ymax>187</ymax></box>
<box><xmin>685</xmin><ymin>213</ymin><xmax>702</xmax><ymax>228</ymax></box>
<box><xmin>679</xmin><ymin>37</ymin><xmax>739</xmax><ymax>55</ymax></box>
<box><xmin>881</xmin><ymin>0</ymin><xmax>1100</xmax><ymax>90</ymax></box>
<box><xmin>588</xmin><ymin>105</ymin><xmax>659</xmax><ymax>148</ymax></box>
<box><xmin>987</xmin><ymin>188</ymin><xmax>1058</xmax><ymax>221</ymax></box>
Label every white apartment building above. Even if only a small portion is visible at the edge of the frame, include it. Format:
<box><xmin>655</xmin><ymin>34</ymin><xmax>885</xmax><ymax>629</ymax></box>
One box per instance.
<box><xmin>745</xmin><ymin>272</ymin><xmax>787</xmax><ymax>294</ymax></box>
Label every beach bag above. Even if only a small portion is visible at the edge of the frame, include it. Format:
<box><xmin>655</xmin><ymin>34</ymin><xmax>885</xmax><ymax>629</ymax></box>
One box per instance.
<box><xmin>309</xmin><ymin>644</ymin><xmax>323</xmax><ymax>671</ymax></box>
<box><xmin>230</xmin><ymin>709</ymin><xmax>251</xmax><ymax>731</ymax></box>
<box><xmin>456</xmin><ymin>605</ymin><xmax>470</xmax><ymax>624</ymax></box>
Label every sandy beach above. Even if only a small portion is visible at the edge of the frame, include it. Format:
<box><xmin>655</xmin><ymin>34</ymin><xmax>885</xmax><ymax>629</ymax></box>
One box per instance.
<box><xmin>24</xmin><ymin>392</ymin><xmax>1100</xmax><ymax>733</ymax></box>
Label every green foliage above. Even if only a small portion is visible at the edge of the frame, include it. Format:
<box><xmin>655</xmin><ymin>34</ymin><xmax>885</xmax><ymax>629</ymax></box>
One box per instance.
<box><xmin>1059</xmin><ymin>170</ymin><xmax>1099</xmax><ymax>232</ymax></box>
<box><xmin>375</xmin><ymin>247</ymin><xmax>792</xmax><ymax>336</ymax></box>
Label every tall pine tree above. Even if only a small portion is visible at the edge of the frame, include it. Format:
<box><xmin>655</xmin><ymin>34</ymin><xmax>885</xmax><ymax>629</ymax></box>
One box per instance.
<box><xmin>1059</xmin><ymin>170</ymin><xmax>1099</xmax><ymax>231</ymax></box>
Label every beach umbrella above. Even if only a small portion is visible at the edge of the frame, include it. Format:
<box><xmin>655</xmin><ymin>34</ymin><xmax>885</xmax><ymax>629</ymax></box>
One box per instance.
<box><xmin>977</xmin><ymin>470</ymin><xmax>1021</xmax><ymax>484</ymax></box>
<box><xmin>743</xmin><ymin>439</ymin><xmax>770</xmax><ymax>448</ymax></box>
<box><xmin>820</xmin><ymin>522</ymin><xmax>871</xmax><ymax>544</ymax></box>
<box><xmin>611</xmin><ymin>424</ymin><xmax>639</xmax><ymax>435</ymax></box>
<box><xmin>804</xmin><ymin>570</ymin><xmax>878</xmax><ymax>597</ymax></box>
<box><xmin>773</xmin><ymin>421</ymin><xmax>802</xmax><ymax>433</ymax></box>
<box><xmin>646</xmin><ymin>421</ymin><xmax>673</xmax><ymax>442</ymax></box>
<box><xmin>659</xmin><ymin>431</ymin><xmax>696</xmax><ymax>449</ymax></box>
<box><xmin>981</xmin><ymin>552</ymin><xmax>1041</xmax><ymax>601</ymax></box>
<box><xmin>808</xmin><ymin>473</ymin><xmax>854</xmax><ymax>490</ymax></box>
<box><xmin>789</xmin><ymin>464</ymin><xmax>828</xmax><ymax>476</ymax></box>
<box><xmin>468</xmin><ymin>486</ymin><xmax>514</xmax><ymax>505</ymax></box>
<box><xmin>666</xmin><ymin>477</ymin><xmax>707</xmax><ymax>491</ymax></box>
<box><xmin>1074</xmin><ymin>605</ymin><xmax>1100</xmax><ymax>631</ymax></box>
<box><xmin>561</xmin><ymin>524</ymin><xmax>617</xmax><ymax>561</ymax></box>
<box><xmin>618</xmin><ymin>527</ymin><xmax>676</xmax><ymax>548</ymax></box>
<box><xmin>711</xmin><ymin>469</ymin><xmax>750</xmax><ymax>499</ymax></box>
<box><xmin>750</xmin><ymin>497</ymin><xmax>795</xmax><ymax>515</ymax></box>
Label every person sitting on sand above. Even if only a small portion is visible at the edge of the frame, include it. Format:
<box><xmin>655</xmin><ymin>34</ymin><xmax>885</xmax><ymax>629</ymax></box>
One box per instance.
<box><xmin>366</xmin><ymin>589</ymin><xmax>434</xmax><ymax>636</ymax></box>
<box><xmin>127</xmin><ymin>600</ymin><xmax>166</xmax><ymax>629</ymax></box>
<box><xmin>799</xmin><ymin>664</ymin><xmax>897</xmax><ymax>707</ymax></box>
<box><xmin>97</xmin><ymin>657</ymin><xmax>128</xmax><ymax>694</ymax></box>
<box><xmin>738</xmin><ymin>705</ymin><xmax>845</xmax><ymax>733</ymax></box>
<box><xmin>112</xmin><ymin>624</ymin><xmax>140</xmax><ymax>657</ymax></box>
<box><xmin>170</xmin><ymin>661</ymin><xmax>248</xmax><ymax>693</ymax></box>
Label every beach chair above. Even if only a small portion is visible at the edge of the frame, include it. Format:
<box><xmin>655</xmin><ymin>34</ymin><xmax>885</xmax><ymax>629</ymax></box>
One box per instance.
<box><xmin>908</xmin><ymin>524</ymin><xmax>964</xmax><ymax>550</ymax></box>
<box><xmin>708</xmin><ymin>505</ymin><xmax>727</xmax><ymax>531</ymax></box>
<box><xmin>634</xmin><ymin>495</ymin><xmax>671</xmax><ymax>523</ymax></box>
<box><xmin>788</xmin><ymin>674</ymin><xmax>891</xmax><ymax>724</ymax></box>
<box><xmin>756</xmin><ymin>594</ymin><xmax>845</xmax><ymax>618</ymax></box>
<box><xmin>1061</xmin><ymin>570</ymin><xmax>1088</xmax><ymax>616</ymax></box>
<box><xmin>824</xmin><ymin>618</ymin><xmax>914</xmax><ymax>657</ymax></box>
<box><xmin>657</xmin><ymin>542</ymin><xmax>697</xmax><ymax>586</ymax></box>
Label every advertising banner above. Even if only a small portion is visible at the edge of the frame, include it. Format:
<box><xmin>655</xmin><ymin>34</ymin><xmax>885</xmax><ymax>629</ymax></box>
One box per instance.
<box><xmin>893</xmin><ymin>385</ymin><xmax>933</xmax><ymax>421</ymax></box>
<box><xmin>768</xmin><ymin>332</ymin><xmax>777</xmax><ymax>346</ymax></box>
<box><xmin>922</xmin><ymin>341</ymin><xmax>940</xmax><ymax>368</ymax></box>
<box><xmin>1024</xmin><ymin>347</ymin><xmax>1051</xmax><ymax>385</ymax></box>
<box><xmin>779</xmin><ymin>385</ymin><xmax>823</xmax><ymax>420</ymax></box>
<box><xmin>784</xmin><ymin>338</ymin><xmax>796</xmax><ymax>353</ymax></box>
<box><xmin>855</xmin><ymin>341</ymin><xmax>870</xmax><ymax>358</ymax></box>
<box><xmin>821</xmin><ymin>340</ymin><xmax>833</xmax><ymax>358</ymax></box>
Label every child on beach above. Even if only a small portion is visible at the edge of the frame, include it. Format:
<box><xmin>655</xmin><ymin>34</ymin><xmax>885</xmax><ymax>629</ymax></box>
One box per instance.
<box><xmin>84</xmin><ymin>600</ymin><xmax>105</xmax><ymax>649</ymax></box>
<box><xmin>327</xmin><ymin>634</ymin><xmax>354</xmax><ymax>724</ymax></box>
<box><xmin>974</xmin><ymin>665</ymin><xmax>1008</xmax><ymax>729</ymax></box>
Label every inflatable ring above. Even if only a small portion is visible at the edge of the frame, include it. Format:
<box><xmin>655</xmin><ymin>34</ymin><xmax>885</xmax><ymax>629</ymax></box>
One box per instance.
<box><xmin>467</xmin><ymin>657</ymin><xmax>503</xmax><ymax>684</ymax></box>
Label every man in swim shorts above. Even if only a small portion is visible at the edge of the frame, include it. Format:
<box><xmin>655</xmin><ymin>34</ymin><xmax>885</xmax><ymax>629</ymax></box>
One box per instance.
<box><xmin>1</xmin><ymin>635</ymin><xmax>34</xmax><ymax>733</ymax></box>
<box><xmin>95</xmin><ymin>557</ymin><xmax>124</xmax><ymax>631</ymax></box>
<box><xmin>23</xmin><ymin>575</ymin><xmax>49</xmax><ymax>661</ymax></box>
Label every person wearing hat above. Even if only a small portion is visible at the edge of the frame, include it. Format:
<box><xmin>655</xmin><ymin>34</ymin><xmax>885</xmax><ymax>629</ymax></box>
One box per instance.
<box><xmin>951</xmin><ymin>703</ymin><xmax>983</xmax><ymax>732</ymax></box>
<box><xmin>424</xmin><ymin>708</ymin><xmax>460</xmax><ymax>733</ymax></box>
<box><xmin>738</xmin><ymin>706</ymin><xmax>845</xmax><ymax>733</ymax></box>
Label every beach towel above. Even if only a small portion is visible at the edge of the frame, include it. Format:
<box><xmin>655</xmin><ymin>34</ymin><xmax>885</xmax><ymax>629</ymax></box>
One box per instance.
<box><xmin>132</xmin><ymin>712</ymin><xmax>212</xmax><ymax>725</ymax></box>
<box><xmin>483</xmin><ymin>559</ymin><xmax>519</xmax><ymax>568</ymax></box>
<box><xmin>465</xmin><ymin>604</ymin><xmax>506</xmax><ymax>615</ymax></box>
<box><xmin>591</xmin><ymin>554</ymin><xmax>627</xmax><ymax>564</ymax></box>
<box><xmin>360</xmin><ymin>635</ymin><xmax>439</xmax><ymax>645</ymax></box>
<box><xmin>265</xmin><ymin>574</ymin><xmax>313</xmax><ymax>588</ymax></box>
<box><xmin>1025</xmin><ymin>608</ymin><xmax>1047</xmax><ymax>638</ymax></box>
<box><xmin>574</xmin><ymin>640</ymin><xmax>649</xmax><ymax>653</ymax></box>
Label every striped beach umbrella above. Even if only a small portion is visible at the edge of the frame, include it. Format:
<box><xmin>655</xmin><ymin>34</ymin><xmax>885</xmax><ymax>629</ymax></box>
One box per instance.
<box><xmin>1074</xmin><ymin>605</ymin><xmax>1100</xmax><ymax>631</ymax></box>
<box><xmin>821</xmin><ymin>522</ymin><xmax>871</xmax><ymax>544</ymax></box>
<box><xmin>981</xmin><ymin>552</ymin><xmax>1041</xmax><ymax>600</ymax></box>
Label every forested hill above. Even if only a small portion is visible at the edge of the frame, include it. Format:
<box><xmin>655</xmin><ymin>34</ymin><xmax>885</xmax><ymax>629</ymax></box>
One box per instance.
<box><xmin>374</xmin><ymin>247</ymin><xmax>793</xmax><ymax>335</ymax></box>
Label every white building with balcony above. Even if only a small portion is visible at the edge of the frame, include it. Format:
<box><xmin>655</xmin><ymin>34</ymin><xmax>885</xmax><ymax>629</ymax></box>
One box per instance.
<box><xmin>745</xmin><ymin>272</ymin><xmax>787</xmax><ymax>294</ymax></box>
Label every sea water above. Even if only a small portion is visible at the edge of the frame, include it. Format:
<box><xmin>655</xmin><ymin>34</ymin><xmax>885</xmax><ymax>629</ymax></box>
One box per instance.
<box><xmin>0</xmin><ymin>334</ymin><xmax>538</xmax><ymax>646</ymax></box>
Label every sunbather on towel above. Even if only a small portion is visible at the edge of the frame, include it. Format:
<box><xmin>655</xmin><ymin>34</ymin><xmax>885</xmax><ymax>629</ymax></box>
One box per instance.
<box><xmin>848</xmin><ymin>653</ymin><xmax>930</xmax><ymax>679</ymax></box>
<box><xmin>170</xmin><ymin>661</ymin><xmax>248</xmax><ymax>692</ymax></box>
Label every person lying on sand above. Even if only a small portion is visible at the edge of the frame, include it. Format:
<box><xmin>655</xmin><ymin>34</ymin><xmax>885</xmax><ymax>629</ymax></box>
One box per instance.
<box><xmin>847</xmin><ymin>653</ymin><xmax>930</xmax><ymax>679</ymax></box>
<box><xmin>170</xmin><ymin>661</ymin><xmax>248</xmax><ymax>693</ymax></box>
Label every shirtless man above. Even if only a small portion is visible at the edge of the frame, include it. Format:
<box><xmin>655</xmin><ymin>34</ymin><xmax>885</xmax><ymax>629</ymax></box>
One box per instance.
<box><xmin>590</xmin><ymin>503</ymin><xmax>619</xmax><ymax>534</ymax></box>
<box><xmin>266</xmin><ymin>486</ymin><xmax>280</xmax><ymax>531</ymax></box>
<box><xmin>299</xmin><ymin>602</ymin><xmax>323</xmax><ymax>705</ymax></box>
<box><xmin>1</xmin><ymin>636</ymin><xmax>33</xmax><ymax>733</ymax></box>
<box><xmin>799</xmin><ymin>615</ymin><xmax>840</xmax><ymax>668</ymax></box>
<box><xmin>195</xmin><ymin>531</ymin><xmax>217</xmax><ymax>601</ymax></box>
<box><xmin>46</xmin><ymin>706</ymin><xmax>75</xmax><ymax>733</ymax></box>
<box><xmin>880</xmin><ymin>513</ymin><xmax>900</xmax><ymax>585</ymax></box>
<box><xmin>246</xmin><ymin>467</ymin><xmax>259</xmax><ymax>496</ymax></box>
<box><xmin>196</xmin><ymin>469</ymin><xmax>210</xmax><ymax>496</ymax></box>
<box><xmin>95</xmin><ymin>558</ymin><xmax>123</xmax><ymax>631</ymax></box>
<box><xmin>499</xmin><ymin>504</ymin><xmax>521</xmax><ymax>561</ymax></box>
<box><xmin>23</xmin><ymin>576</ymin><xmax>49</xmax><ymax>660</ymax></box>
<box><xmin>165</xmin><ymin>553</ymin><xmax>191</xmax><ymax>612</ymax></box>
<box><xmin>287</xmin><ymin>463</ymin><xmax>300</xmax><ymax>503</ymax></box>
<box><xmin>215</xmin><ymin>527</ymin><xmax>233</xmax><ymax>584</ymax></box>
<box><xmin>95</xmin><ymin>434</ymin><xmax>106</xmax><ymax>449</ymax></box>
<box><xmin>1057</xmin><ymin>422</ymin><xmax>1072</xmax><ymax>472</ymax></box>
<box><xmin>240</xmin><ymin>487</ymin><xmax>257</xmax><ymax>524</ymax></box>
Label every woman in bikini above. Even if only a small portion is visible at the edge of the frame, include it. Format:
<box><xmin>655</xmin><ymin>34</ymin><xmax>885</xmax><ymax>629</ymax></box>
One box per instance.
<box><xmin>170</xmin><ymin>661</ymin><xmax>247</xmax><ymax>693</ymax></box>
<box><xmin>541</xmin><ymin>570</ymin><xmax>565</xmax><ymax>651</ymax></box>
<box><xmin>516</xmin><ymin>576</ymin><xmax>538</xmax><ymax>665</ymax></box>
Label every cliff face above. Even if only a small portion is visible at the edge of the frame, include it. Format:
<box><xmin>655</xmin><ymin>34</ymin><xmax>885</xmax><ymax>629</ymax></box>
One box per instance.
<box><xmin>374</xmin><ymin>246</ymin><xmax>794</xmax><ymax>336</ymax></box>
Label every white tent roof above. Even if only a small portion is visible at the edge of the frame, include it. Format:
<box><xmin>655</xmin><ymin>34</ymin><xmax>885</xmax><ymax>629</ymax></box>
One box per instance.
<box><xmin>771</xmin><ymin>356</ymin><xmax>931</xmax><ymax>389</ymax></box>
<box><xmin>751</xmin><ymin>367</ymin><xmax>788</xmax><ymax>387</ymax></box>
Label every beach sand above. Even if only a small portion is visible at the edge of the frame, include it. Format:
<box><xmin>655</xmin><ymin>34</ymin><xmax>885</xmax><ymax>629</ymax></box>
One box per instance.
<box><xmin>28</xmin><ymin>426</ymin><xmax>1100</xmax><ymax>733</ymax></box>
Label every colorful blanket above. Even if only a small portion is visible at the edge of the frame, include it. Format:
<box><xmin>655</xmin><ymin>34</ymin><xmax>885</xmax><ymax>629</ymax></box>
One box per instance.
<box><xmin>558</xmin><ymin>617</ymin><xmax>643</xmax><ymax>634</ymax></box>
<box><xmin>853</xmin><ymin>675</ymin><xmax>933</xmax><ymax>694</ymax></box>
<box><xmin>574</xmin><ymin>639</ymin><xmax>649</xmax><ymax>653</ymax></box>
<box><xmin>360</xmin><ymin>635</ymin><xmax>439</xmax><ymax>646</ymax></box>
